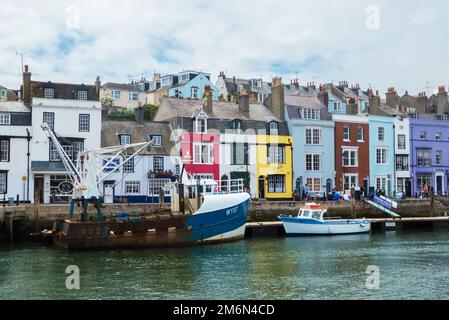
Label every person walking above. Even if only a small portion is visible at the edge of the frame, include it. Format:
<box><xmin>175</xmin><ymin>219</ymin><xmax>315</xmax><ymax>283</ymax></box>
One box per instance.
<box><xmin>423</xmin><ymin>183</ymin><xmax>430</xmax><ymax>199</ymax></box>
<box><xmin>303</xmin><ymin>184</ymin><xmax>309</xmax><ymax>200</ymax></box>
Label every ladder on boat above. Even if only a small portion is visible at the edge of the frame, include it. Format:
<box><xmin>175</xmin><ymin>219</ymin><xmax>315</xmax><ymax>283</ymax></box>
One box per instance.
<box><xmin>364</xmin><ymin>196</ymin><xmax>401</xmax><ymax>218</ymax></box>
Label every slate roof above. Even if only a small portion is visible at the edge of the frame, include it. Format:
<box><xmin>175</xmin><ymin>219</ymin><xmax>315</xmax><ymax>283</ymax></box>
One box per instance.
<box><xmin>102</xmin><ymin>82</ymin><xmax>142</xmax><ymax>91</ymax></box>
<box><xmin>101</xmin><ymin>120</ymin><xmax>175</xmax><ymax>155</ymax></box>
<box><xmin>31</xmin><ymin>80</ymin><xmax>99</xmax><ymax>100</ymax></box>
<box><xmin>31</xmin><ymin>161</ymin><xmax>67</xmax><ymax>173</ymax></box>
<box><xmin>285</xmin><ymin>96</ymin><xmax>332</xmax><ymax>120</ymax></box>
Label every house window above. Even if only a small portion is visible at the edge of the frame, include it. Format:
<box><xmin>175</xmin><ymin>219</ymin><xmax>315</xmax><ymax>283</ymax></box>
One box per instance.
<box><xmin>194</xmin><ymin>144</ymin><xmax>213</xmax><ymax>164</ymax></box>
<box><xmin>43</xmin><ymin>112</ymin><xmax>55</xmax><ymax>130</ymax></box>
<box><xmin>269</xmin><ymin>122</ymin><xmax>279</xmax><ymax>135</ymax></box>
<box><xmin>161</xmin><ymin>77</ymin><xmax>172</xmax><ymax>87</ymax></box>
<box><xmin>191</xmin><ymin>87</ymin><xmax>199</xmax><ymax>99</ymax></box>
<box><xmin>302</xmin><ymin>108</ymin><xmax>320</xmax><ymax>120</ymax></box>
<box><xmin>376</xmin><ymin>148</ymin><xmax>388</xmax><ymax>164</ymax></box>
<box><xmin>148</xmin><ymin>178</ymin><xmax>171</xmax><ymax>196</ymax></box>
<box><xmin>420</xmin><ymin>131</ymin><xmax>427</xmax><ymax>140</ymax></box>
<box><xmin>128</xmin><ymin>92</ymin><xmax>138</xmax><ymax>101</ymax></box>
<box><xmin>0</xmin><ymin>89</ymin><xmax>6</xmax><ymax>99</ymax></box>
<box><xmin>343</xmin><ymin>149</ymin><xmax>358</xmax><ymax>167</ymax></box>
<box><xmin>49</xmin><ymin>140</ymin><xmax>84</xmax><ymax>162</ymax></box>
<box><xmin>333</xmin><ymin>102</ymin><xmax>342</xmax><ymax>112</ymax></box>
<box><xmin>123</xmin><ymin>157</ymin><xmax>134</xmax><ymax>173</ymax></box>
<box><xmin>231</xmin><ymin>143</ymin><xmax>249</xmax><ymax>165</ymax></box>
<box><xmin>150</xmin><ymin>135</ymin><xmax>163</xmax><ymax>147</ymax></box>
<box><xmin>111</xmin><ymin>90</ymin><xmax>121</xmax><ymax>100</ymax></box>
<box><xmin>357</xmin><ymin>127</ymin><xmax>364</xmax><ymax>142</ymax></box>
<box><xmin>257</xmin><ymin>93</ymin><xmax>265</xmax><ymax>103</ymax></box>
<box><xmin>398</xmin><ymin>134</ymin><xmax>406</xmax><ymax>149</ymax></box>
<box><xmin>376</xmin><ymin>177</ymin><xmax>388</xmax><ymax>192</ymax></box>
<box><xmin>43</xmin><ymin>88</ymin><xmax>55</xmax><ymax>99</ymax></box>
<box><xmin>0</xmin><ymin>139</ymin><xmax>9</xmax><ymax>162</ymax></box>
<box><xmin>195</xmin><ymin>114</ymin><xmax>208</xmax><ymax>133</ymax></box>
<box><xmin>251</xmin><ymin>80</ymin><xmax>262</xmax><ymax>88</ymax></box>
<box><xmin>238</xmin><ymin>84</ymin><xmax>244</xmax><ymax>93</ymax></box>
<box><xmin>436</xmin><ymin>132</ymin><xmax>442</xmax><ymax>141</ymax></box>
<box><xmin>125</xmin><ymin>181</ymin><xmax>140</xmax><ymax>195</ymax></box>
<box><xmin>153</xmin><ymin>157</ymin><xmax>164</xmax><ymax>172</ymax></box>
<box><xmin>417</xmin><ymin>149</ymin><xmax>431</xmax><ymax>167</ymax></box>
<box><xmin>0</xmin><ymin>171</ymin><xmax>7</xmax><ymax>194</ymax></box>
<box><xmin>305</xmin><ymin>128</ymin><xmax>321</xmax><ymax>145</ymax></box>
<box><xmin>344</xmin><ymin>174</ymin><xmax>358</xmax><ymax>191</ymax></box>
<box><xmin>77</xmin><ymin>90</ymin><xmax>88</xmax><ymax>100</ymax></box>
<box><xmin>157</xmin><ymin>95</ymin><xmax>163</xmax><ymax>105</ymax></box>
<box><xmin>396</xmin><ymin>156</ymin><xmax>409</xmax><ymax>171</ymax></box>
<box><xmin>343</xmin><ymin>126</ymin><xmax>350</xmax><ymax>141</ymax></box>
<box><xmin>231</xmin><ymin>120</ymin><xmax>242</xmax><ymax>133</ymax></box>
<box><xmin>268</xmin><ymin>175</ymin><xmax>285</xmax><ymax>193</ymax></box>
<box><xmin>436</xmin><ymin>151</ymin><xmax>442</xmax><ymax>165</ymax></box>
<box><xmin>417</xmin><ymin>174</ymin><xmax>432</xmax><ymax>191</ymax></box>
<box><xmin>0</xmin><ymin>113</ymin><xmax>11</xmax><ymax>125</ymax></box>
<box><xmin>306</xmin><ymin>154</ymin><xmax>321</xmax><ymax>171</ymax></box>
<box><xmin>268</xmin><ymin>145</ymin><xmax>285</xmax><ymax>164</ymax></box>
<box><xmin>378</xmin><ymin>127</ymin><xmax>385</xmax><ymax>141</ymax></box>
<box><xmin>306</xmin><ymin>178</ymin><xmax>322</xmax><ymax>193</ymax></box>
<box><xmin>119</xmin><ymin>134</ymin><xmax>131</xmax><ymax>145</ymax></box>
<box><xmin>441</xmin><ymin>114</ymin><xmax>448</xmax><ymax>121</ymax></box>
<box><xmin>79</xmin><ymin>114</ymin><xmax>90</xmax><ymax>132</ymax></box>
<box><xmin>180</xmin><ymin>74</ymin><xmax>190</xmax><ymax>83</ymax></box>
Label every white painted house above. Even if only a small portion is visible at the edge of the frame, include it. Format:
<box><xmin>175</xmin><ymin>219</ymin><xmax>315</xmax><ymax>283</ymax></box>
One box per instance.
<box><xmin>30</xmin><ymin>98</ymin><xmax>102</xmax><ymax>204</ymax></box>
<box><xmin>0</xmin><ymin>101</ymin><xmax>32</xmax><ymax>203</ymax></box>
<box><xmin>394</xmin><ymin>116</ymin><xmax>411</xmax><ymax>197</ymax></box>
<box><xmin>100</xmin><ymin>120</ymin><xmax>178</xmax><ymax>203</ymax></box>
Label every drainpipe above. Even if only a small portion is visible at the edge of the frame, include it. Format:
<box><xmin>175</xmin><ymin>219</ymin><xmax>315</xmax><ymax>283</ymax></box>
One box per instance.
<box><xmin>26</xmin><ymin>129</ymin><xmax>31</xmax><ymax>202</ymax></box>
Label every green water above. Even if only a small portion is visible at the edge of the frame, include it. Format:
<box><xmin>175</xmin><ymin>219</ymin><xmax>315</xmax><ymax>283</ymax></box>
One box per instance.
<box><xmin>1</xmin><ymin>230</ymin><xmax>449</xmax><ymax>300</ymax></box>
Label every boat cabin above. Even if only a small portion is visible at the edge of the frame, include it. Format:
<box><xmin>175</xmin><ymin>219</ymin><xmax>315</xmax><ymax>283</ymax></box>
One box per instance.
<box><xmin>297</xmin><ymin>203</ymin><xmax>328</xmax><ymax>220</ymax></box>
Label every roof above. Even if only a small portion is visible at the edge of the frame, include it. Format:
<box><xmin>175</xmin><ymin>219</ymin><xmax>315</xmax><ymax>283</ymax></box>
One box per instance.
<box><xmin>101</xmin><ymin>120</ymin><xmax>175</xmax><ymax>155</ymax></box>
<box><xmin>0</xmin><ymin>101</ymin><xmax>31</xmax><ymax>112</ymax></box>
<box><xmin>31</xmin><ymin>80</ymin><xmax>99</xmax><ymax>101</ymax></box>
<box><xmin>155</xmin><ymin>97</ymin><xmax>279</xmax><ymax>122</ymax></box>
<box><xmin>285</xmin><ymin>96</ymin><xmax>332</xmax><ymax>120</ymax></box>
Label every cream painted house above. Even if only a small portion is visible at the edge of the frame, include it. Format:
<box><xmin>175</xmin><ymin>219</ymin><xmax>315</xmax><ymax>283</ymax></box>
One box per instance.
<box><xmin>100</xmin><ymin>82</ymin><xmax>146</xmax><ymax>110</ymax></box>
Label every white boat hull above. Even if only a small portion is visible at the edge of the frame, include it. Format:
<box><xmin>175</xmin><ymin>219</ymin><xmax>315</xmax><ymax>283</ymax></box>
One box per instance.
<box><xmin>280</xmin><ymin>217</ymin><xmax>371</xmax><ymax>236</ymax></box>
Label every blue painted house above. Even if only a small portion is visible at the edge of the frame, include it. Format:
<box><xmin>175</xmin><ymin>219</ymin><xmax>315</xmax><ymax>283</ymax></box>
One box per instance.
<box><xmin>168</xmin><ymin>71</ymin><xmax>218</xmax><ymax>101</ymax></box>
<box><xmin>321</xmin><ymin>83</ymin><xmax>347</xmax><ymax>115</ymax></box>
<box><xmin>369</xmin><ymin>115</ymin><xmax>395</xmax><ymax>196</ymax></box>
<box><xmin>285</xmin><ymin>95</ymin><xmax>335</xmax><ymax>197</ymax></box>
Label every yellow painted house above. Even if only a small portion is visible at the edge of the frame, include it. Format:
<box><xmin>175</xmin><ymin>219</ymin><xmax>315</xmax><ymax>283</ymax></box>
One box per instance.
<box><xmin>256</xmin><ymin>134</ymin><xmax>293</xmax><ymax>200</ymax></box>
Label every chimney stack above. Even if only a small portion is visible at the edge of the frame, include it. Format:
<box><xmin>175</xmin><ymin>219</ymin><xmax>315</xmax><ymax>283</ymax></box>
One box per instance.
<box><xmin>368</xmin><ymin>90</ymin><xmax>381</xmax><ymax>115</ymax></box>
<box><xmin>317</xmin><ymin>84</ymin><xmax>329</xmax><ymax>107</ymax></box>
<box><xmin>239</xmin><ymin>88</ymin><xmax>250</xmax><ymax>117</ymax></box>
<box><xmin>22</xmin><ymin>65</ymin><xmax>32</xmax><ymax>106</ymax></box>
<box><xmin>416</xmin><ymin>92</ymin><xmax>427</xmax><ymax>113</ymax></box>
<box><xmin>203</xmin><ymin>85</ymin><xmax>213</xmax><ymax>114</ymax></box>
<box><xmin>135</xmin><ymin>107</ymin><xmax>145</xmax><ymax>125</ymax></box>
<box><xmin>386</xmin><ymin>87</ymin><xmax>398</xmax><ymax>108</ymax></box>
<box><xmin>95</xmin><ymin>76</ymin><xmax>101</xmax><ymax>98</ymax></box>
<box><xmin>437</xmin><ymin>86</ymin><xmax>449</xmax><ymax>114</ymax></box>
<box><xmin>271</xmin><ymin>77</ymin><xmax>285</xmax><ymax>121</ymax></box>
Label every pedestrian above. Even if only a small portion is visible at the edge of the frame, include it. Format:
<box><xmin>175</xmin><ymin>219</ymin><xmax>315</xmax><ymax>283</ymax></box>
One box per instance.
<box><xmin>303</xmin><ymin>184</ymin><xmax>309</xmax><ymax>200</ymax></box>
<box><xmin>423</xmin><ymin>183</ymin><xmax>429</xmax><ymax>199</ymax></box>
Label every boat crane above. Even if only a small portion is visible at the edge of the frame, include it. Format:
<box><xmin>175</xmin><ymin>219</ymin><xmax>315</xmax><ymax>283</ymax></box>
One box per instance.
<box><xmin>41</xmin><ymin>122</ymin><xmax>154</xmax><ymax>221</ymax></box>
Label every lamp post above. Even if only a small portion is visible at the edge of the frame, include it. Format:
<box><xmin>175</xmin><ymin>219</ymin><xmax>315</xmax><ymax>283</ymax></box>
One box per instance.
<box><xmin>26</xmin><ymin>128</ymin><xmax>31</xmax><ymax>202</ymax></box>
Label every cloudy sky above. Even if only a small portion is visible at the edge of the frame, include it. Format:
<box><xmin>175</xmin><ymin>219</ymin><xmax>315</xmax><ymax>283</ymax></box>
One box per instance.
<box><xmin>1</xmin><ymin>0</ymin><xmax>448</xmax><ymax>95</ymax></box>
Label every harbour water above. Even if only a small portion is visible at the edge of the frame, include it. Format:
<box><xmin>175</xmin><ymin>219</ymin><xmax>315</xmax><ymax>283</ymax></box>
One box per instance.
<box><xmin>1</xmin><ymin>230</ymin><xmax>449</xmax><ymax>300</ymax></box>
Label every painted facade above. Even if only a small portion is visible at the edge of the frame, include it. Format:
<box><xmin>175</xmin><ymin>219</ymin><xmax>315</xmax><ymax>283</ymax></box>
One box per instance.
<box><xmin>333</xmin><ymin>114</ymin><xmax>370</xmax><ymax>192</ymax></box>
<box><xmin>168</xmin><ymin>72</ymin><xmax>218</xmax><ymax>101</ymax></box>
<box><xmin>394</xmin><ymin>117</ymin><xmax>411</xmax><ymax>197</ymax></box>
<box><xmin>409</xmin><ymin>117</ymin><xmax>449</xmax><ymax>196</ymax></box>
<box><xmin>369</xmin><ymin>115</ymin><xmax>395</xmax><ymax>196</ymax></box>
<box><xmin>100</xmin><ymin>82</ymin><xmax>146</xmax><ymax>110</ymax></box>
<box><xmin>285</xmin><ymin>96</ymin><xmax>335</xmax><ymax>197</ymax></box>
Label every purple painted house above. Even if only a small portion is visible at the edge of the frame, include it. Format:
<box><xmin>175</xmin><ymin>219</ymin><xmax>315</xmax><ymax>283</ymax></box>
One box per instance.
<box><xmin>410</xmin><ymin>115</ymin><xmax>449</xmax><ymax>196</ymax></box>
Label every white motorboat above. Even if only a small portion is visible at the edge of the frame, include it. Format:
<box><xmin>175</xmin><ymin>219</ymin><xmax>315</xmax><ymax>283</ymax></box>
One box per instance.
<box><xmin>279</xmin><ymin>203</ymin><xmax>371</xmax><ymax>236</ymax></box>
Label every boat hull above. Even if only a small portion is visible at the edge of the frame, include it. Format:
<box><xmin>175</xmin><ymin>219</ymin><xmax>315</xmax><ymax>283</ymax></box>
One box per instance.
<box><xmin>279</xmin><ymin>216</ymin><xmax>371</xmax><ymax>236</ymax></box>
<box><xmin>53</xmin><ymin>193</ymin><xmax>251</xmax><ymax>250</ymax></box>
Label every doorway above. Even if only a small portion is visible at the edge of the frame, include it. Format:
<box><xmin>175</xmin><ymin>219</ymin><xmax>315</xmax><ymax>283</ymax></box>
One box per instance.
<box><xmin>405</xmin><ymin>180</ymin><xmax>412</xmax><ymax>198</ymax></box>
<box><xmin>258</xmin><ymin>176</ymin><xmax>265</xmax><ymax>199</ymax></box>
<box><xmin>34</xmin><ymin>176</ymin><xmax>44</xmax><ymax>204</ymax></box>
<box><xmin>436</xmin><ymin>174</ymin><xmax>444</xmax><ymax>196</ymax></box>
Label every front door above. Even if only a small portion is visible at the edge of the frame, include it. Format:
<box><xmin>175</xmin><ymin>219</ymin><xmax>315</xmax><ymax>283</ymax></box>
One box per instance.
<box><xmin>436</xmin><ymin>175</ymin><xmax>444</xmax><ymax>196</ymax></box>
<box><xmin>405</xmin><ymin>180</ymin><xmax>412</xmax><ymax>198</ymax></box>
<box><xmin>258</xmin><ymin>176</ymin><xmax>265</xmax><ymax>199</ymax></box>
<box><xmin>231</xmin><ymin>172</ymin><xmax>249</xmax><ymax>190</ymax></box>
<box><xmin>34</xmin><ymin>176</ymin><xmax>44</xmax><ymax>204</ymax></box>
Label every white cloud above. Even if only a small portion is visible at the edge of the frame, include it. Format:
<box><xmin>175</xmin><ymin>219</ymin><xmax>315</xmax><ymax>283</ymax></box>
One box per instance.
<box><xmin>1</xmin><ymin>0</ymin><xmax>449</xmax><ymax>96</ymax></box>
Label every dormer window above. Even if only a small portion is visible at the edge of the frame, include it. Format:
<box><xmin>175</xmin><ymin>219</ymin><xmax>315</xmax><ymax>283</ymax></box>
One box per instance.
<box><xmin>251</xmin><ymin>80</ymin><xmax>261</xmax><ymax>88</ymax></box>
<box><xmin>43</xmin><ymin>88</ymin><xmax>55</xmax><ymax>99</ymax></box>
<box><xmin>119</xmin><ymin>134</ymin><xmax>131</xmax><ymax>145</ymax></box>
<box><xmin>0</xmin><ymin>113</ymin><xmax>11</xmax><ymax>125</ymax></box>
<box><xmin>180</xmin><ymin>73</ymin><xmax>190</xmax><ymax>83</ymax></box>
<box><xmin>0</xmin><ymin>89</ymin><xmax>6</xmax><ymax>99</ymax></box>
<box><xmin>195</xmin><ymin>112</ymin><xmax>208</xmax><ymax>133</ymax></box>
<box><xmin>231</xmin><ymin>119</ymin><xmax>242</xmax><ymax>133</ymax></box>
<box><xmin>161</xmin><ymin>77</ymin><xmax>172</xmax><ymax>87</ymax></box>
<box><xmin>333</xmin><ymin>102</ymin><xmax>342</xmax><ymax>112</ymax></box>
<box><xmin>268</xmin><ymin>121</ymin><xmax>279</xmax><ymax>135</ymax></box>
<box><xmin>77</xmin><ymin>90</ymin><xmax>88</xmax><ymax>100</ymax></box>
<box><xmin>302</xmin><ymin>108</ymin><xmax>320</xmax><ymax>120</ymax></box>
<box><xmin>149</xmin><ymin>135</ymin><xmax>163</xmax><ymax>147</ymax></box>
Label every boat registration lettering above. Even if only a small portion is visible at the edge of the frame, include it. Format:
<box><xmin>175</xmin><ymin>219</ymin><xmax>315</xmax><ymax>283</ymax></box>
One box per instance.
<box><xmin>226</xmin><ymin>206</ymin><xmax>239</xmax><ymax>216</ymax></box>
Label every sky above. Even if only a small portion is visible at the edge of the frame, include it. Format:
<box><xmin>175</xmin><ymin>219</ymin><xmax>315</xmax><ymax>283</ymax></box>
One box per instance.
<box><xmin>1</xmin><ymin>0</ymin><xmax>449</xmax><ymax>96</ymax></box>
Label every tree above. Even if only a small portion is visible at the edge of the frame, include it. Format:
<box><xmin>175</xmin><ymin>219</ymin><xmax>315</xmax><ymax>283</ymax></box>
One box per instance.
<box><xmin>101</xmin><ymin>95</ymin><xmax>114</xmax><ymax>110</ymax></box>
<box><xmin>143</xmin><ymin>104</ymin><xmax>158</xmax><ymax>121</ymax></box>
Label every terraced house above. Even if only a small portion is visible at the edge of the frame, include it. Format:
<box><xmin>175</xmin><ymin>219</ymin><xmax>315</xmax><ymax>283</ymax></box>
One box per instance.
<box><xmin>100</xmin><ymin>81</ymin><xmax>146</xmax><ymax>110</ymax></box>
<box><xmin>155</xmin><ymin>83</ymin><xmax>293</xmax><ymax>200</ymax></box>
<box><xmin>285</xmin><ymin>91</ymin><xmax>335</xmax><ymax>198</ymax></box>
